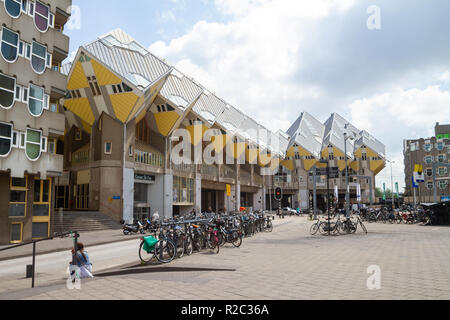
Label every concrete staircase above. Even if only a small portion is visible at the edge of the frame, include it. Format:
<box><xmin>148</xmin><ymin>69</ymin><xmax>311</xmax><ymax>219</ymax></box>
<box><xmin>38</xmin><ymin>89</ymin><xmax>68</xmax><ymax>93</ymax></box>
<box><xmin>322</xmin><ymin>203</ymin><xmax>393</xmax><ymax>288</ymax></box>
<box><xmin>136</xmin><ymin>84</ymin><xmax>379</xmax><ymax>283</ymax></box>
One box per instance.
<box><xmin>53</xmin><ymin>211</ymin><xmax>123</xmax><ymax>233</ymax></box>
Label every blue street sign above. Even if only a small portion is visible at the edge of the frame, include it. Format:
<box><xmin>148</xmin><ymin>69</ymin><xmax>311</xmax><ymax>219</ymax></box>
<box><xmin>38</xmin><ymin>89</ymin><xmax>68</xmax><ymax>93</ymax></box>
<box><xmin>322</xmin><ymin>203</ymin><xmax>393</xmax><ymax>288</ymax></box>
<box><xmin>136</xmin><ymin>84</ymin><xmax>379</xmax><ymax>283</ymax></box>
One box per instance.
<box><xmin>441</xmin><ymin>196</ymin><xmax>450</xmax><ymax>202</ymax></box>
<box><xmin>411</xmin><ymin>176</ymin><xmax>418</xmax><ymax>188</ymax></box>
<box><xmin>112</xmin><ymin>196</ymin><xmax>121</xmax><ymax>200</ymax></box>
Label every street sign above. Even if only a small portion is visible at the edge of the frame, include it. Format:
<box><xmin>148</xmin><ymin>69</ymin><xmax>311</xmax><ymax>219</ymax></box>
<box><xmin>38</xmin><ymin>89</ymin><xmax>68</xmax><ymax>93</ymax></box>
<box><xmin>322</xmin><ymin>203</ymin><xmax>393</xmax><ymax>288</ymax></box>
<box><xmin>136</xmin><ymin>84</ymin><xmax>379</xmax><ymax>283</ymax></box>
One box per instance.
<box><xmin>226</xmin><ymin>184</ymin><xmax>231</xmax><ymax>197</ymax></box>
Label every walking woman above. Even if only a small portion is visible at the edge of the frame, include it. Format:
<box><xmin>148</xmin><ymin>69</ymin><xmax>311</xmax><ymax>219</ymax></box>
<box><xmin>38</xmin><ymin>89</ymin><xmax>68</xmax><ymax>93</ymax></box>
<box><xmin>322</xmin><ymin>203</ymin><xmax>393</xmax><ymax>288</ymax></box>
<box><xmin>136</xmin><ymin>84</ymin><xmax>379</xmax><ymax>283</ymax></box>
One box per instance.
<box><xmin>70</xmin><ymin>242</ymin><xmax>94</xmax><ymax>279</ymax></box>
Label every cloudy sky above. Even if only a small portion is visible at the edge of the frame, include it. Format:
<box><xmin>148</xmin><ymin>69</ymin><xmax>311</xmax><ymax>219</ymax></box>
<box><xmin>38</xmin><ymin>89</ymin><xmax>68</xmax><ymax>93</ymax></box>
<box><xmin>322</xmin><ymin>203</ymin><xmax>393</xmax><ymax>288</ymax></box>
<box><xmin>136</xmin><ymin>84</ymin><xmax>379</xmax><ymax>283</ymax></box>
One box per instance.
<box><xmin>66</xmin><ymin>0</ymin><xmax>450</xmax><ymax>192</ymax></box>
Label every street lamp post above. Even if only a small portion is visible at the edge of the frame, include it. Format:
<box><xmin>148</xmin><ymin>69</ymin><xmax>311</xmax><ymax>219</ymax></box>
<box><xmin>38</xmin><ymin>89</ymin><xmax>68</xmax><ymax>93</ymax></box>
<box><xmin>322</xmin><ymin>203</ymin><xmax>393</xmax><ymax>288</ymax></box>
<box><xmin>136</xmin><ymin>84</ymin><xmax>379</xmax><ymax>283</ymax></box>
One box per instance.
<box><xmin>387</xmin><ymin>159</ymin><xmax>395</xmax><ymax>209</ymax></box>
<box><xmin>319</xmin><ymin>159</ymin><xmax>330</xmax><ymax>235</ymax></box>
<box><xmin>344</xmin><ymin>124</ymin><xmax>354</xmax><ymax>218</ymax></box>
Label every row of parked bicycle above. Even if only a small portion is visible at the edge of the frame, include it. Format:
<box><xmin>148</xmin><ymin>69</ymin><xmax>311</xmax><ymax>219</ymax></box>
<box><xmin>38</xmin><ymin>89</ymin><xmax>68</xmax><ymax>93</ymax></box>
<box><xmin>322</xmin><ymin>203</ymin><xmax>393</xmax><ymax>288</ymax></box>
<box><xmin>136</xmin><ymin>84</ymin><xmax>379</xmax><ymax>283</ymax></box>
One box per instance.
<box><xmin>358</xmin><ymin>205</ymin><xmax>437</xmax><ymax>225</ymax></box>
<box><xmin>135</xmin><ymin>212</ymin><xmax>274</xmax><ymax>264</ymax></box>
<box><xmin>310</xmin><ymin>210</ymin><xmax>368</xmax><ymax>236</ymax></box>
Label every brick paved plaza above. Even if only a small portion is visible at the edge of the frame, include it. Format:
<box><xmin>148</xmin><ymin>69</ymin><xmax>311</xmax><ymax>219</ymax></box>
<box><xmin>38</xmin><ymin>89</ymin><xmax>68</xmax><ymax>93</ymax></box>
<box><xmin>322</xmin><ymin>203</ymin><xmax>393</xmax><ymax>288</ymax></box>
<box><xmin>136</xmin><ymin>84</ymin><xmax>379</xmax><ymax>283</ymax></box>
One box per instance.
<box><xmin>1</xmin><ymin>217</ymin><xmax>449</xmax><ymax>300</ymax></box>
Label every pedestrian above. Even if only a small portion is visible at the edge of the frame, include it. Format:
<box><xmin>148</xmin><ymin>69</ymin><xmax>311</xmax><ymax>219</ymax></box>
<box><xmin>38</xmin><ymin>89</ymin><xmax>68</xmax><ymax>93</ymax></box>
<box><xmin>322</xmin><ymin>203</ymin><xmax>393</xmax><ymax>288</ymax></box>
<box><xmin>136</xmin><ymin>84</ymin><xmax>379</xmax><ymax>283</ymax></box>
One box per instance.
<box><xmin>152</xmin><ymin>211</ymin><xmax>160</xmax><ymax>222</ymax></box>
<box><xmin>70</xmin><ymin>242</ymin><xmax>93</xmax><ymax>279</ymax></box>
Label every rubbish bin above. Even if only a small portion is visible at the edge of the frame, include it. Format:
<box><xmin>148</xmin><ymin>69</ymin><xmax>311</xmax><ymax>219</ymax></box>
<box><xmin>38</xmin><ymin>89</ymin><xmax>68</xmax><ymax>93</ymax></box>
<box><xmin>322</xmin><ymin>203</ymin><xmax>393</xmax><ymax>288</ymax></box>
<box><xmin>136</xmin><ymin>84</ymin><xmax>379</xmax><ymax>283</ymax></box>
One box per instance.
<box><xmin>26</xmin><ymin>265</ymin><xmax>33</xmax><ymax>278</ymax></box>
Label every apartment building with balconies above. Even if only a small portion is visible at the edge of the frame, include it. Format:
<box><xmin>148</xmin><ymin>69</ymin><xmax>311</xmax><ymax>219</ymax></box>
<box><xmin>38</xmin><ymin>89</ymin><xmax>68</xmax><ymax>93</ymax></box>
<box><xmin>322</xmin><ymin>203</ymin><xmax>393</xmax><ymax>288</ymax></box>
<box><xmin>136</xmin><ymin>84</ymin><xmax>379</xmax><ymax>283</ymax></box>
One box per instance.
<box><xmin>0</xmin><ymin>0</ymin><xmax>71</xmax><ymax>244</ymax></box>
<box><xmin>403</xmin><ymin>123</ymin><xmax>450</xmax><ymax>202</ymax></box>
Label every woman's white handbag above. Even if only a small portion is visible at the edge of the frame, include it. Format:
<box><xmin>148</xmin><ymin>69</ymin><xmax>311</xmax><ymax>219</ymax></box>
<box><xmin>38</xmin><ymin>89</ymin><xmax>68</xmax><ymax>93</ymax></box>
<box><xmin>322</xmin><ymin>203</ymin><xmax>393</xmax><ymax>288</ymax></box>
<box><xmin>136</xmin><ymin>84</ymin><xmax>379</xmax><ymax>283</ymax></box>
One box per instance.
<box><xmin>79</xmin><ymin>263</ymin><xmax>94</xmax><ymax>279</ymax></box>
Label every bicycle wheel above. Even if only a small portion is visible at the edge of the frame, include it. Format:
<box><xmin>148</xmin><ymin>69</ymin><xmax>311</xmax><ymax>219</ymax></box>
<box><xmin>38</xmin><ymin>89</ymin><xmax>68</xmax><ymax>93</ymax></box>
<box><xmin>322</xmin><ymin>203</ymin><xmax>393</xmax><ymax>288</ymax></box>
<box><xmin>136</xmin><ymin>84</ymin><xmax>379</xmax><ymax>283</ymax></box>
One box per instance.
<box><xmin>139</xmin><ymin>241</ymin><xmax>155</xmax><ymax>264</ymax></box>
<box><xmin>310</xmin><ymin>223</ymin><xmax>319</xmax><ymax>235</ymax></box>
<box><xmin>231</xmin><ymin>232</ymin><xmax>242</xmax><ymax>248</ymax></box>
<box><xmin>184</xmin><ymin>236</ymin><xmax>193</xmax><ymax>256</ymax></box>
<box><xmin>155</xmin><ymin>239</ymin><xmax>176</xmax><ymax>263</ymax></box>
<box><xmin>176</xmin><ymin>236</ymin><xmax>185</xmax><ymax>259</ymax></box>
<box><xmin>359</xmin><ymin>220</ymin><xmax>368</xmax><ymax>234</ymax></box>
<box><xmin>318</xmin><ymin>222</ymin><xmax>328</xmax><ymax>235</ymax></box>
<box><xmin>266</xmin><ymin>221</ymin><xmax>273</xmax><ymax>233</ymax></box>
<box><xmin>218</xmin><ymin>232</ymin><xmax>226</xmax><ymax>248</ymax></box>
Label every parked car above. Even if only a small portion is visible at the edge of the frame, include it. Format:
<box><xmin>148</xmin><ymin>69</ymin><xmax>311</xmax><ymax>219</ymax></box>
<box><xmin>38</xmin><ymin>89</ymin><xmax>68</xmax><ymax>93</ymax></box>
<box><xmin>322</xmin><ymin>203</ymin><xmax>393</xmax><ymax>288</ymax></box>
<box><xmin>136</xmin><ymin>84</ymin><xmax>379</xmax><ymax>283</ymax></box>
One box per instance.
<box><xmin>281</xmin><ymin>207</ymin><xmax>297</xmax><ymax>216</ymax></box>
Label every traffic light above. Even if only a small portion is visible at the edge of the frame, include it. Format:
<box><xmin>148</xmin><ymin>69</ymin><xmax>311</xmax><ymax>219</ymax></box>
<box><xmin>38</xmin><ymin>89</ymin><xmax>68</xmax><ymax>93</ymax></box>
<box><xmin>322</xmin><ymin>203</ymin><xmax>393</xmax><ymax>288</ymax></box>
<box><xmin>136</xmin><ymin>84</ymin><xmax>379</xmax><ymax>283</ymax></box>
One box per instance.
<box><xmin>275</xmin><ymin>187</ymin><xmax>283</xmax><ymax>201</ymax></box>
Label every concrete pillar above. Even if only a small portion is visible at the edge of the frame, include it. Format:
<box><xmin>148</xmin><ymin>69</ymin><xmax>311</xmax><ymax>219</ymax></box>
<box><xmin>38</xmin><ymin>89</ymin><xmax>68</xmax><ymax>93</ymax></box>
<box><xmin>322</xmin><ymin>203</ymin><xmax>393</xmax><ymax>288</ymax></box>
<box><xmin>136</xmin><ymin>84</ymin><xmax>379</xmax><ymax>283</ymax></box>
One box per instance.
<box><xmin>235</xmin><ymin>163</ymin><xmax>240</xmax><ymax>210</ymax></box>
<box><xmin>253</xmin><ymin>188</ymin><xmax>263</xmax><ymax>211</ymax></box>
<box><xmin>163</xmin><ymin>174</ymin><xmax>173</xmax><ymax>219</ymax></box>
<box><xmin>195</xmin><ymin>173</ymin><xmax>202</xmax><ymax>213</ymax></box>
<box><xmin>122</xmin><ymin>167</ymin><xmax>135</xmax><ymax>223</ymax></box>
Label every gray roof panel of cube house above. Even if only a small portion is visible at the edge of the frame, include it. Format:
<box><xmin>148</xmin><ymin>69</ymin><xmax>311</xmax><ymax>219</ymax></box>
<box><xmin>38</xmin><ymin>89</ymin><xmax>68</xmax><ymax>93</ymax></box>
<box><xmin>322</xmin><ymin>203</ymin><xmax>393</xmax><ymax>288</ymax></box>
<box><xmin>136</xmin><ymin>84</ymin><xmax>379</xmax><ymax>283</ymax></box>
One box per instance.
<box><xmin>269</xmin><ymin>130</ymin><xmax>289</xmax><ymax>157</ymax></box>
<box><xmin>215</xmin><ymin>104</ymin><xmax>246</xmax><ymax>136</ymax></box>
<box><xmin>286</xmin><ymin>112</ymin><xmax>325</xmax><ymax>158</ymax></box>
<box><xmin>355</xmin><ymin>130</ymin><xmax>386</xmax><ymax>159</ymax></box>
<box><xmin>82</xmin><ymin>29</ymin><xmax>172</xmax><ymax>92</ymax></box>
<box><xmin>191</xmin><ymin>90</ymin><xmax>227</xmax><ymax>126</ymax></box>
<box><xmin>323</xmin><ymin>113</ymin><xmax>360</xmax><ymax>159</ymax></box>
<box><xmin>238</xmin><ymin>117</ymin><xmax>261</xmax><ymax>144</ymax></box>
<box><xmin>159</xmin><ymin>69</ymin><xmax>203</xmax><ymax>112</ymax></box>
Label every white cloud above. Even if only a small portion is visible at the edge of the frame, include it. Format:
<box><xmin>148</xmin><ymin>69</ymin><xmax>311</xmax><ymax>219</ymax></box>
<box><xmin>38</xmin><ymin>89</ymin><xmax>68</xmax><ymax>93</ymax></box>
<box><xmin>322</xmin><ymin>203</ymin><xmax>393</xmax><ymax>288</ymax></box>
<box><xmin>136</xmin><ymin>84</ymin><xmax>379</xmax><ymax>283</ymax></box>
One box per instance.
<box><xmin>150</xmin><ymin>0</ymin><xmax>354</xmax><ymax>133</ymax></box>
<box><xmin>148</xmin><ymin>0</ymin><xmax>450</xmax><ymax>192</ymax></box>
<box><xmin>350</xmin><ymin>85</ymin><xmax>450</xmax><ymax>190</ymax></box>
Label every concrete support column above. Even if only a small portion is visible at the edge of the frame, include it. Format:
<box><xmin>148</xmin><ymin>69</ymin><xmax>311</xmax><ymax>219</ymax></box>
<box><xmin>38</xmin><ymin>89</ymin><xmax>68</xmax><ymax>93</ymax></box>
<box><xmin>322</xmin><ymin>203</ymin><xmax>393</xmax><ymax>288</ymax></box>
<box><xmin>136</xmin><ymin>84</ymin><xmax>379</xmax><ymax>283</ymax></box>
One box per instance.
<box><xmin>163</xmin><ymin>174</ymin><xmax>173</xmax><ymax>219</ymax></box>
<box><xmin>122</xmin><ymin>167</ymin><xmax>134</xmax><ymax>223</ymax></box>
<box><xmin>253</xmin><ymin>187</ymin><xmax>263</xmax><ymax>211</ymax></box>
<box><xmin>235</xmin><ymin>163</ymin><xmax>240</xmax><ymax>210</ymax></box>
<box><xmin>195</xmin><ymin>173</ymin><xmax>202</xmax><ymax>213</ymax></box>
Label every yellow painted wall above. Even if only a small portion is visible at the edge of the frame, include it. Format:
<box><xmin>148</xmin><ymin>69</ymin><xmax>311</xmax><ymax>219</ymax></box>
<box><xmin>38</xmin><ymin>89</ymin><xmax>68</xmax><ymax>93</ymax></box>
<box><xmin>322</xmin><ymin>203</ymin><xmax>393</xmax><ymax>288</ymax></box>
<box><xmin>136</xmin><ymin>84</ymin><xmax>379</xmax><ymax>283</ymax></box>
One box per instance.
<box><xmin>337</xmin><ymin>160</ymin><xmax>346</xmax><ymax>171</ymax></box>
<box><xmin>211</xmin><ymin>135</ymin><xmax>230</xmax><ymax>153</ymax></box>
<box><xmin>246</xmin><ymin>147</ymin><xmax>258</xmax><ymax>163</ymax></box>
<box><xmin>333</xmin><ymin>147</ymin><xmax>344</xmax><ymax>157</ymax></box>
<box><xmin>350</xmin><ymin>160</ymin><xmax>359</xmax><ymax>172</ymax></box>
<box><xmin>298</xmin><ymin>147</ymin><xmax>312</xmax><ymax>157</ymax></box>
<box><xmin>303</xmin><ymin>159</ymin><xmax>318</xmax><ymax>171</ymax></box>
<box><xmin>64</xmin><ymin>98</ymin><xmax>95</xmax><ymax>126</ymax></box>
<box><xmin>154</xmin><ymin>111</ymin><xmax>180</xmax><ymax>137</ymax></box>
<box><xmin>354</xmin><ymin>148</ymin><xmax>363</xmax><ymax>158</ymax></box>
<box><xmin>109</xmin><ymin>92</ymin><xmax>139</xmax><ymax>123</ymax></box>
<box><xmin>370</xmin><ymin>160</ymin><xmax>385</xmax><ymax>175</ymax></box>
<box><xmin>186</xmin><ymin>124</ymin><xmax>208</xmax><ymax>145</ymax></box>
<box><xmin>286</xmin><ymin>147</ymin><xmax>295</xmax><ymax>157</ymax></box>
<box><xmin>232</xmin><ymin>142</ymin><xmax>246</xmax><ymax>159</ymax></box>
<box><xmin>91</xmin><ymin>59</ymin><xmax>122</xmax><ymax>86</ymax></box>
<box><xmin>258</xmin><ymin>150</ymin><xmax>272</xmax><ymax>167</ymax></box>
<box><xmin>281</xmin><ymin>160</ymin><xmax>294</xmax><ymax>171</ymax></box>
<box><xmin>67</xmin><ymin>62</ymin><xmax>89</xmax><ymax>90</ymax></box>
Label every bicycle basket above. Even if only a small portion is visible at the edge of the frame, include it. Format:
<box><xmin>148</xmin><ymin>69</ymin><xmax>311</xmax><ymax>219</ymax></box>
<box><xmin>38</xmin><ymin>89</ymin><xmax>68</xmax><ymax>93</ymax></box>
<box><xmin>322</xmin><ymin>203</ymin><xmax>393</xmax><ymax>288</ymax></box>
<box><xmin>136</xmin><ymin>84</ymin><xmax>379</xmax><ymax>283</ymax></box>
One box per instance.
<box><xmin>143</xmin><ymin>236</ymin><xmax>158</xmax><ymax>253</ymax></box>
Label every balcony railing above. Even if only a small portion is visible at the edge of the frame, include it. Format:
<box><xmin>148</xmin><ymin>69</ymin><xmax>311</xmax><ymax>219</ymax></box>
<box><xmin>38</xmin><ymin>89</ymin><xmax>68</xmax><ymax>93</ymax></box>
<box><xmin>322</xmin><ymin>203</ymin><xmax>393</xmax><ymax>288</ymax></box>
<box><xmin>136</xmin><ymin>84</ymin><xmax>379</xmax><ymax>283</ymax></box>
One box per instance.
<box><xmin>173</xmin><ymin>163</ymin><xmax>195</xmax><ymax>173</ymax></box>
<box><xmin>135</xmin><ymin>150</ymin><xmax>164</xmax><ymax>168</ymax></box>
<box><xmin>71</xmin><ymin>149</ymin><xmax>89</xmax><ymax>165</ymax></box>
<box><xmin>201</xmin><ymin>164</ymin><xmax>219</xmax><ymax>177</ymax></box>
<box><xmin>222</xmin><ymin>165</ymin><xmax>235</xmax><ymax>179</ymax></box>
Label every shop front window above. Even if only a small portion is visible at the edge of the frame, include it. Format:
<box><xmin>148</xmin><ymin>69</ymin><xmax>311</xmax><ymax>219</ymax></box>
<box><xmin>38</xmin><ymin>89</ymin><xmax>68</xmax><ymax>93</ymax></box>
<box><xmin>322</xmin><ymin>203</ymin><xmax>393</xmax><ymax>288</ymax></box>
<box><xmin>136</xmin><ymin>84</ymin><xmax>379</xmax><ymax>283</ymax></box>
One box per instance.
<box><xmin>173</xmin><ymin>176</ymin><xmax>194</xmax><ymax>204</ymax></box>
<box><xmin>9</xmin><ymin>177</ymin><xmax>27</xmax><ymax>217</ymax></box>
